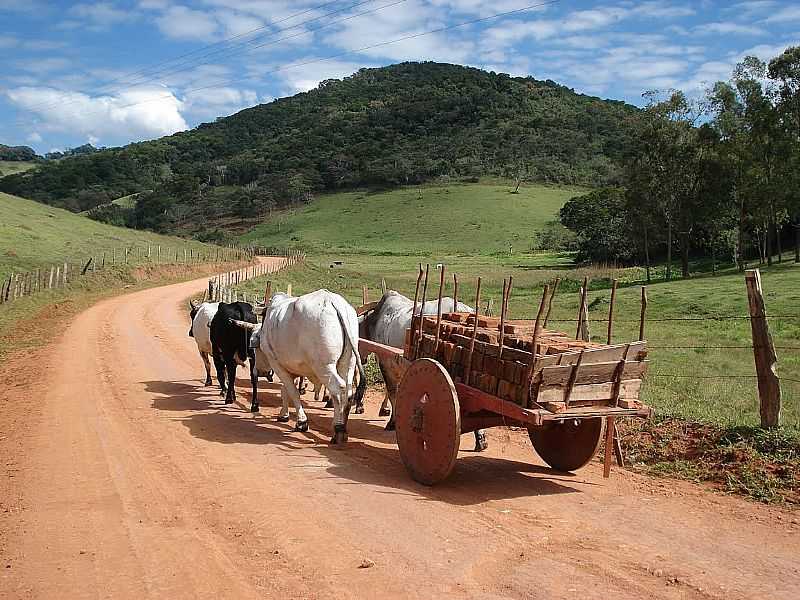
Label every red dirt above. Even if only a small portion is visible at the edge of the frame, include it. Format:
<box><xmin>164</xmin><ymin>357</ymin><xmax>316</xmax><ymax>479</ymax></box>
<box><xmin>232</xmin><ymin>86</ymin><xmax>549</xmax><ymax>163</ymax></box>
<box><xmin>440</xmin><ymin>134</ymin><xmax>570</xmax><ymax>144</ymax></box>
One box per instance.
<box><xmin>1</xmin><ymin>257</ymin><xmax>799</xmax><ymax>599</ymax></box>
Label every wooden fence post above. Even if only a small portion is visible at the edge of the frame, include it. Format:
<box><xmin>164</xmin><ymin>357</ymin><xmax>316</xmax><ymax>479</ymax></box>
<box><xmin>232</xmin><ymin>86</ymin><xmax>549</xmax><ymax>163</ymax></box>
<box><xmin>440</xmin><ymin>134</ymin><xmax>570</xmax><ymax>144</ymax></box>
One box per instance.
<box><xmin>638</xmin><ymin>287</ymin><xmax>647</xmax><ymax>341</ymax></box>
<box><xmin>576</xmin><ymin>276</ymin><xmax>589</xmax><ymax>342</ymax></box>
<box><xmin>63</xmin><ymin>262</ymin><xmax>68</xmax><ymax>285</ymax></box>
<box><xmin>607</xmin><ymin>279</ymin><xmax>618</xmax><ymax>345</ymax></box>
<box><xmin>745</xmin><ymin>269</ymin><xmax>781</xmax><ymax>428</ymax></box>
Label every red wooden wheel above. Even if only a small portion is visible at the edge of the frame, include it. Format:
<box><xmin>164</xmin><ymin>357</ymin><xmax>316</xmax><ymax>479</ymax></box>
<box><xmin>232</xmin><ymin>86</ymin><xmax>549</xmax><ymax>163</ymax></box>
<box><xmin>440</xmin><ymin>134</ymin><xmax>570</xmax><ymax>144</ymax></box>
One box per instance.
<box><xmin>395</xmin><ymin>358</ymin><xmax>460</xmax><ymax>486</ymax></box>
<box><xmin>528</xmin><ymin>418</ymin><xmax>605</xmax><ymax>472</ymax></box>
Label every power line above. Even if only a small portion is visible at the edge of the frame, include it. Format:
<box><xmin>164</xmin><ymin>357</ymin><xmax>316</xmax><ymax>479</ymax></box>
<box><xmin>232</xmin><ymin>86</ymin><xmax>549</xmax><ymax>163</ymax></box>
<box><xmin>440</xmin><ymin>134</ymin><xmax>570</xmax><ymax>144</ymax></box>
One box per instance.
<box><xmin>15</xmin><ymin>0</ymin><xmax>389</xmax><ymax>119</ymax></box>
<box><xmin>14</xmin><ymin>0</ymin><xmax>559</xmax><ymax>127</ymax></box>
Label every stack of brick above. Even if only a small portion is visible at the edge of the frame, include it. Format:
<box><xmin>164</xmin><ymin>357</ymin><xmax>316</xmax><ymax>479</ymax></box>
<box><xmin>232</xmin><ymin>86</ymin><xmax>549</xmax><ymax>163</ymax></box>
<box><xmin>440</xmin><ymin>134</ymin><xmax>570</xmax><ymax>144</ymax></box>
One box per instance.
<box><xmin>405</xmin><ymin>312</ymin><xmax>648</xmax><ymax>409</ymax></box>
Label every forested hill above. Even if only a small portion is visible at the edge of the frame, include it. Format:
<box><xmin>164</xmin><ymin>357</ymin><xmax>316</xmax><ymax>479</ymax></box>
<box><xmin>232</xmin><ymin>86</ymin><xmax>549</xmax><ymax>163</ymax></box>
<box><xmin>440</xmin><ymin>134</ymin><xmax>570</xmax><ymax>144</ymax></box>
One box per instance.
<box><xmin>0</xmin><ymin>62</ymin><xmax>637</xmax><ymax>232</ymax></box>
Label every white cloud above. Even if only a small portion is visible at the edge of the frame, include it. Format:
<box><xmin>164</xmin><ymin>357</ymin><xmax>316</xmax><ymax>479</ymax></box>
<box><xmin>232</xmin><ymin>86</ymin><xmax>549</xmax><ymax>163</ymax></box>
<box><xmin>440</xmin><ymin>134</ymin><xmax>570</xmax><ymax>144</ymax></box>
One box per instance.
<box><xmin>6</xmin><ymin>86</ymin><xmax>188</xmax><ymax>145</ymax></box>
<box><xmin>70</xmin><ymin>2</ymin><xmax>136</xmax><ymax>29</ymax></box>
<box><xmin>155</xmin><ymin>5</ymin><xmax>219</xmax><ymax>41</ymax></box>
<box><xmin>14</xmin><ymin>57</ymin><xmax>73</xmax><ymax>74</ymax></box>
<box><xmin>322</xmin><ymin>0</ymin><xmax>473</xmax><ymax>63</ymax></box>
<box><xmin>214</xmin><ymin>10</ymin><xmax>264</xmax><ymax>36</ymax></box>
<box><xmin>695</xmin><ymin>22</ymin><xmax>766</xmax><ymax>36</ymax></box>
<box><xmin>183</xmin><ymin>86</ymin><xmax>259</xmax><ymax>119</ymax></box>
<box><xmin>27</xmin><ymin>131</ymin><xmax>42</xmax><ymax>143</ymax></box>
<box><xmin>764</xmin><ymin>6</ymin><xmax>800</xmax><ymax>23</ymax></box>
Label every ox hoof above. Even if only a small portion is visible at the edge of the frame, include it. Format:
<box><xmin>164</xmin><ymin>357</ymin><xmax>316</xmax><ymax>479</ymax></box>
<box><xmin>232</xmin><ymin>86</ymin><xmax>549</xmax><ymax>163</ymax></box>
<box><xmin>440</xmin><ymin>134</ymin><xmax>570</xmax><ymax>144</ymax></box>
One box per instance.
<box><xmin>295</xmin><ymin>420</ymin><xmax>309</xmax><ymax>432</ymax></box>
<box><xmin>474</xmin><ymin>433</ymin><xmax>489</xmax><ymax>452</ymax></box>
<box><xmin>384</xmin><ymin>420</ymin><xmax>396</xmax><ymax>432</ymax></box>
<box><xmin>250</xmin><ymin>404</ymin><xmax>260</xmax><ymax>413</ymax></box>
<box><xmin>266</xmin><ymin>371</ymin><xmax>274</xmax><ymax>383</ymax></box>
<box><xmin>378</xmin><ymin>407</ymin><xmax>391</xmax><ymax>417</ymax></box>
<box><xmin>277</xmin><ymin>415</ymin><xmax>290</xmax><ymax>423</ymax></box>
<box><xmin>324</xmin><ymin>399</ymin><xmax>334</xmax><ymax>409</ymax></box>
<box><xmin>224</xmin><ymin>398</ymin><xmax>234</xmax><ymax>405</ymax></box>
<box><xmin>354</xmin><ymin>405</ymin><xmax>365</xmax><ymax>415</ymax></box>
<box><xmin>204</xmin><ymin>379</ymin><xmax>213</xmax><ymax>386</ymax></box>
<box><xmin>330</xmin><ymin>425</ymin><xmax>348</xmax><ymax>444</ymax></box>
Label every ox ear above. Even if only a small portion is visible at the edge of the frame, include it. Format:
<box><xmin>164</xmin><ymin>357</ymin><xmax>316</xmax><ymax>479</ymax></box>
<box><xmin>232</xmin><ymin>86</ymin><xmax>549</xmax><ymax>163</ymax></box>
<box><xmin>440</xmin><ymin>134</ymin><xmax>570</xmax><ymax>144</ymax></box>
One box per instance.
<box><xmin>229</xmin><ymin>318</ymin><xmax>258</xmax><ymax>332</ymax></box>
<box><xmin>189</xmin><ymin>299</ymin><xmax>199</xmax><ymax>310</ymax></box>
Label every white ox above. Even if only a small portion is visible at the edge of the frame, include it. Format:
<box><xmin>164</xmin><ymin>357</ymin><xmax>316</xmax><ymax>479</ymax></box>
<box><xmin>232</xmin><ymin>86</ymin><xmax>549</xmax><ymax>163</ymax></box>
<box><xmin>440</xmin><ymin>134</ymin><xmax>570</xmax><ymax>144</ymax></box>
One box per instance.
<box><xmin>188</xmin><ymin>300</ymin><xmax>220</xmax><ymax>386</ymax></box>
<box><xmin>359</xmin><ymin>290</ymin><xmax>488</xmax><ymax>451</ymax></box>
<box><xmin>234</xmin><ymin>289</ymin><xmax>366</xmax><ymax>444</ymax></box>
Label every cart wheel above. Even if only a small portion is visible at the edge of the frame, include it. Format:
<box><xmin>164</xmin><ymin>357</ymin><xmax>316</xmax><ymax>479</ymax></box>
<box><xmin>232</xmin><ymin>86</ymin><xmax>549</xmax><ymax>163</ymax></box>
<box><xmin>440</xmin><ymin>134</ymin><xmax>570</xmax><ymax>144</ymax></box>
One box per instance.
<box><xmin>528</xmin><ymin>418</ymin><xmax>604</xmax><ymax>472</ymax></box>
<box><xmin>395</xmin><ymin>358</ymin><xmax>460</xmax><ymax>486</ymax></box>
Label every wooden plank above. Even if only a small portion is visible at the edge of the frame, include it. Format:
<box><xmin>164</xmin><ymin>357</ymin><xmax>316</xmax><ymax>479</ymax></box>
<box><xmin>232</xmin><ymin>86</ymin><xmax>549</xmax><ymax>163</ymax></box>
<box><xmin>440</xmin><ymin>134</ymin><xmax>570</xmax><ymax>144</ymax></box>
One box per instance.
<box><xmin>537</xmin><ymin>379</ymin><xmax>642</xmax><ymax>404</ymax></box>
<box><xmin>538</xmin><ymin>360</ymin><xmax>648</xmax><ymax>389</ymax></box>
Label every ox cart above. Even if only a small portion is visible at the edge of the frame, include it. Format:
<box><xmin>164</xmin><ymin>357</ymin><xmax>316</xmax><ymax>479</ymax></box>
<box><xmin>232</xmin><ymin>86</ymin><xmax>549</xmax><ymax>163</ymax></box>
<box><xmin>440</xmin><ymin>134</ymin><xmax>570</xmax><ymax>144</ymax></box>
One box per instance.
<box><xmin>357</xmin><ymin>275</ymin><xmax>652</xmax><ymax>486</ymax></box>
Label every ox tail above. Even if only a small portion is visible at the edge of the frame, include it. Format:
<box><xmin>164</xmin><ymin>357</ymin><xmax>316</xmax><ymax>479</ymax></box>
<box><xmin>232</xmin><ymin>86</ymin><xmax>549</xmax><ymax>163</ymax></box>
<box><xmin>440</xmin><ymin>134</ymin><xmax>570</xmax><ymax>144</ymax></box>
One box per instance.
<box><xmin>331</xmin><ymin>302</ymin><xmax>367</xmax><ymax>410</ymax></box>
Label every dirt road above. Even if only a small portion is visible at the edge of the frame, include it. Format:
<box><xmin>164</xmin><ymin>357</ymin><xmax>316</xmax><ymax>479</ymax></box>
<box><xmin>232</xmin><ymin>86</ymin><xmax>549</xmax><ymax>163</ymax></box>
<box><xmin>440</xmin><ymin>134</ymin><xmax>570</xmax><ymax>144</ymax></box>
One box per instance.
<box><xmin>1</xmin><ymin>261</ymin><xmax>798</xmax><ymax>599</ymax></box>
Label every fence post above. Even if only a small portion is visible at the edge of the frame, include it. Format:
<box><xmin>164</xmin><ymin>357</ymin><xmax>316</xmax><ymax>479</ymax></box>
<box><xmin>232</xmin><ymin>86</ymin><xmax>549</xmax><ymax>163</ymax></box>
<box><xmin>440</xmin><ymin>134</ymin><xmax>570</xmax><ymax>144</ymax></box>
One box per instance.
<box><xmin>745</xmin><ymin>269</ymin><xmax>781</xmax><ymax>428</ymax></box>
<box><xmin>63</xmin><ymin>262</ymin><xmax>68</xmax><ymax>285</ymax></box>
<box><xmin>638</xmin><ymin>286</ymin><xmax>647</xmax><ymax>341</ymax></box>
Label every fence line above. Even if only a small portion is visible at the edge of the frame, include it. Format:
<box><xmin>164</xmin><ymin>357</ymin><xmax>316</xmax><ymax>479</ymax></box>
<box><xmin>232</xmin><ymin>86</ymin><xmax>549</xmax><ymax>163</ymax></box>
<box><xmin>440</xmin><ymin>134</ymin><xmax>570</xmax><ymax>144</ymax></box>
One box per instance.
<box><xmin>0</xmin><ymin>245</ymin><xmax>305</xmax><ymax>307</ymax></box>
<box><xmin>207</xmin><ymin>248</ymin><xmax>305</xmax><ymax>304</ymax></box>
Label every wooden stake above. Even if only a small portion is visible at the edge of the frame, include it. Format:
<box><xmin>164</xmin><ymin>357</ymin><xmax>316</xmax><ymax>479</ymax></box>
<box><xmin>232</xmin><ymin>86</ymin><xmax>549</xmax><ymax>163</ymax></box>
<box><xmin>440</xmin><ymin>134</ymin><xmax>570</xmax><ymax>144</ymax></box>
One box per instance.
<box><xmin>452</xmin><ymin>273</ymin><xmax>459</xmax><ymax>309</ymax></box>
<box><xmin>287</xmin><ymin>283</ymin><xmax>292</xmax><ymax>296</ymax></box>
<box><xmin>362</xmin><ymin>285</ymin><xmax>369</xmax><ymax>306</ymax></box>
<box><xmin>433</xmin><ymin>264</ymin><xmax>446</xmax><ymax>355</ymax></box>
<box><xmin>264</xmin><ymin>281</ymin><xmax>272</xmax><ymax>303</ymax></box>
<box><xmin>543</xmin><ymin>277</ymin><xmax>560</xmax><ymax>327</ymax></box>
<box><xmin>607</xmin><ymin>278</ymin><xmax>618</xmax><ymax>345</ymax></box>
<box><xmin>414</xmin><ymin>264</ymin><xmax>430</xmax><ymax>360</ymax></box>
<box><xmin>603</xmin><ymin>416</ymin><xmax>615</xmax><ymax>478</ymax></box>
<box><xmin>464</xmin><ymin>277</ymin><xmax>482</xmax><ymax>387</ymax></box>
<box><xmin>576</xmin><ymin>276</ymin><xmax>588</xmax><ymax>340</ymax></box>
<box><xmin>523</xmin><ymin>285</ymin><xmax>549</xmax><ymax>408</ymax></box>
<box><xmin>638</xmin><ymin>286</ymin><xmax>648</xmax><ymax>341</ymax></box>
<box><xmin>409</xmin><ymin>264</ymin><xmax>424</xmax><ymax>355</ymax></box>
<box><xmin>745</xmin><ymin>269</ymin><xmax>781</xmax><ymax>428</ymax></box>
<box><xmin>497</xmin><ymin>277</ymin><xmax>513</xmax><ymax>360</ymax></box>
<box><xmin>381</xmin><ymin>278</ymin><xmax>387</xmax><ymax>295</ymax></box>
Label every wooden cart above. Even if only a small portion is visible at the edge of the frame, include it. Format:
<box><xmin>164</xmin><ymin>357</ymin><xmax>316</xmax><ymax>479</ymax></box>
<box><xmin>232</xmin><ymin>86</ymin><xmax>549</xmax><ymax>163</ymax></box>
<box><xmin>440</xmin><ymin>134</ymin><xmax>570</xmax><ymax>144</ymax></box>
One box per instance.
<box><xmin>358</xmin><ymin>307</ymin><xmax>652</xmax><ymax>486</ymax></box>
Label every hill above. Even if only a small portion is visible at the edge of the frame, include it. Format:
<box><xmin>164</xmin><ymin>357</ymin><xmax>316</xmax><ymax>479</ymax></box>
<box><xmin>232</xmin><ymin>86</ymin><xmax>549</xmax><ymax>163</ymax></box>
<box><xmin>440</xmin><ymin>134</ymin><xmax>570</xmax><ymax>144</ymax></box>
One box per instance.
<box><xmin>240</xmin><ymin>181</ymin><xmax>579</xmax><ymax>254</ymax></box>
<box><xmin>0</xmin><ymin>192</ymin><xmax>215</xmax><ymax>280</ymax></box>
<box><xmin>0</xmin><ymin>144</ymin><xmax>39</xmax><ymax>162</ymax></box>
<box><xmin>0</xmin><ymin>62</ymin><xmax>636</xmax><ymax>231</ymax></box>
<box><xmin>0</xmin><ymin>161</ymin><xmax>38</xmax><ymax>178</ymax></box>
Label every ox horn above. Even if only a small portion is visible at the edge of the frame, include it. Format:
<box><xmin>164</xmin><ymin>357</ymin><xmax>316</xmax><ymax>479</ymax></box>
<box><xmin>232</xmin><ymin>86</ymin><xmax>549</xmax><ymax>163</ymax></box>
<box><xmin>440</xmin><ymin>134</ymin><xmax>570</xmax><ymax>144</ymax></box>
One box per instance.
<box><xmin>189</xmin><ymin>299</ymin><xmax>200</xmax><ymax>310</ymax></box>
<box><xmin>229</xmin><ymin>318</ymin><xmax>258</xmax><ymax>332</ymax></box>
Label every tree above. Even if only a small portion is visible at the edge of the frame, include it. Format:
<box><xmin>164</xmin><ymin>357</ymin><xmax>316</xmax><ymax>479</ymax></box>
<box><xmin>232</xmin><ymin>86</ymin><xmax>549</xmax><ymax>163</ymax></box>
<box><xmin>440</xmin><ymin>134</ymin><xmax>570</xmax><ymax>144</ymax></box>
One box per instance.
<box><xmin>769</xmin><ymin>46</ymin><xmax>800</xmax><ymax>262</ymax></box>
<box><xmin>560</xmin><ymin>188</ymin><xmax>634</xmax><ymax>263</ymax></box>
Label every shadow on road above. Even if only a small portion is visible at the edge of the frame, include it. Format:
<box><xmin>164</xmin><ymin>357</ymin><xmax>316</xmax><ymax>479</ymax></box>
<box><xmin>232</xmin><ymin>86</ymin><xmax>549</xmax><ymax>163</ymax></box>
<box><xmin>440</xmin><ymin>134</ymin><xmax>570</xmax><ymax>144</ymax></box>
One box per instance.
<box><xmin>144</xmin><ymin>378</ymin><xmax>587</xmax><ymax>505</ymax></box>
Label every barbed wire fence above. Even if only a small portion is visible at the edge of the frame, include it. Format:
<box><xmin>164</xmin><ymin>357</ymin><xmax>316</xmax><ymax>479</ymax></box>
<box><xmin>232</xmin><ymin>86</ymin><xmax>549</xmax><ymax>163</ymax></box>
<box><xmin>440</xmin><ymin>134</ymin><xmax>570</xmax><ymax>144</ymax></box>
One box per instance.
<box><xmin>0</xmin><ymin>243</ymin><xmax>253</xmax><ymax>306</ymax></box>
<box><xmin>541</xmin><ymin>268</ymin><xmax>795</xmax><ymax>428</ymax></box>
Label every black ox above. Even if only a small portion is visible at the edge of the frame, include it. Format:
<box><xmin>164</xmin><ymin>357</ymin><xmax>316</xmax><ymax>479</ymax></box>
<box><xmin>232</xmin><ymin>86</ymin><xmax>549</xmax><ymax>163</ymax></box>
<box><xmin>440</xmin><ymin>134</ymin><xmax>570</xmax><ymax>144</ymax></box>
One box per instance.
<box><xmin>210</xmin><ymin>301</ymin><xmax>261</xmax><ymax>412</ymax></box>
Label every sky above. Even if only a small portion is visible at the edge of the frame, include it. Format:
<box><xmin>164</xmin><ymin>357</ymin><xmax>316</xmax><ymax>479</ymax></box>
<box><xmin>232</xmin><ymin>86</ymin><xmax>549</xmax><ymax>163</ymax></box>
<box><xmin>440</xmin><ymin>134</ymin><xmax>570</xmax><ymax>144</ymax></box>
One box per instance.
<box><xmin>1</xmin><ymin>0</ymin><xmax>798</xmax><ymax>154</ymax></box>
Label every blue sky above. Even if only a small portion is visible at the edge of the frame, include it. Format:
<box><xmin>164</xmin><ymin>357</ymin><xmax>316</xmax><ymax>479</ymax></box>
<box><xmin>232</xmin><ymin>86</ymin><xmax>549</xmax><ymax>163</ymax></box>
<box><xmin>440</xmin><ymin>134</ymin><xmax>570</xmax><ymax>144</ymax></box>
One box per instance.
<box><xmin>1</xmin><ymin>0</ymin><xmax>798</xmax><ymax>154</ymax></box>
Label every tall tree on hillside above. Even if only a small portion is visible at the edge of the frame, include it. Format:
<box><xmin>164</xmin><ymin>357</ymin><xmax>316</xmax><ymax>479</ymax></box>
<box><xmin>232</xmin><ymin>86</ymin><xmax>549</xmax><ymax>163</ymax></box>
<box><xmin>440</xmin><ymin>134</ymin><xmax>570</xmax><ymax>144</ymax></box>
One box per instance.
<box><xmin>627</xmin><ymin>90</ymin><xmax>705</xmax><ymax>278</ymax></box>
<box><xmin>706</xmin><ymin>57</ymin><xmax>778</xmax><ymax>270</ymax></box>
<box><xmin>769</xmin><ymin>46</ymin><xmax>800</xmax><ymax>262</ymax></box>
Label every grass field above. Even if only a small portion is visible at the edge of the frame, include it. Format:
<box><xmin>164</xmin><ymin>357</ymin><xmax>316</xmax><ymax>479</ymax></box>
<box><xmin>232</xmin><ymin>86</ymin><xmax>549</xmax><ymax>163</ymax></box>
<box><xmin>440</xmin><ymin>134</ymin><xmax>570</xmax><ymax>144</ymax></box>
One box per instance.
<box><xmin>240</xmin><ymin>181</ymin><xmax>583</xmax><ymax>255</ymax></box>
<box><xmin>0</xmin><ymin>161</ymin><xmax>38</xmax><ymax>178</ymax></box>
<box><xmin>0</xmin><ymin>192</ymin><xmax>216</xmax><ymax>280</ymax></box>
